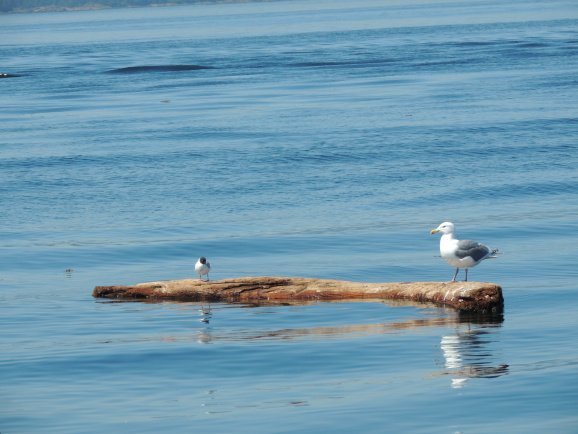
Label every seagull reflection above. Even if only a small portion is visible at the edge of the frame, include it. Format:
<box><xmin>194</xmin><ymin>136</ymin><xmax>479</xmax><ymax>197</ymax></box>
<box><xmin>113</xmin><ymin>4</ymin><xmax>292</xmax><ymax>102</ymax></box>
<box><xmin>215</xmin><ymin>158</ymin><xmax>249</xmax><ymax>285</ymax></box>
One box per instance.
<box><xmin>195</xmin><ymin>303</ymin><xmax>213</xmax><ymax>343</ymax></box>
<box><xmin>439</xmin><ymin>326</ymin><xmax>508</xmax><ymax>388</ymax></box>
<box><xmin>196</xmin><ymin>330</ymin><xmax>213</xmax><ymax>344</ymax></box>
<box><xmin>199</xmin><ymin>303</ymin><xmax>212</xmax><ymax>324</ymax></box>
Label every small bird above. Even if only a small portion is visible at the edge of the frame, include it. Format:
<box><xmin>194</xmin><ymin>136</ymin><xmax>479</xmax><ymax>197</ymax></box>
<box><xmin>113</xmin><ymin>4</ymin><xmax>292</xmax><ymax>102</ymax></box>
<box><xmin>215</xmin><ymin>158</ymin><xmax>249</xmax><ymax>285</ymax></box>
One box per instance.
<box><xmin>431</xmin><ymin>222</ymin><xmax>501</xmax><ymax>284</ymax></box>
<box><xmin>195</xmin><ymin>257</ymin><xmax>211</xmax><ymax>281</ymax></box>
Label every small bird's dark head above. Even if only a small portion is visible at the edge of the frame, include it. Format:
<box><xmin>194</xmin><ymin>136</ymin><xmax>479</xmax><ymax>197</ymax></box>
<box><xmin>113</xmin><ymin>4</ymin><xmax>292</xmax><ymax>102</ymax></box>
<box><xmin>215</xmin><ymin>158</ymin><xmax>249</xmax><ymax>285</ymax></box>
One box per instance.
<box><xmin>199</xmin><ymin>257</ymin><xmax>207</xmax><ymax>264</ymax></box>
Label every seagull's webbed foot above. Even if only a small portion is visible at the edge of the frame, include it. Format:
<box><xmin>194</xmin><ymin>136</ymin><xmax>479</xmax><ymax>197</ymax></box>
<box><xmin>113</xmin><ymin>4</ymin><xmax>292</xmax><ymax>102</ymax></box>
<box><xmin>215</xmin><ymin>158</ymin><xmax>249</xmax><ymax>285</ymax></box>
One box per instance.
<box><xmin>444</xmin><ymin>268</ymin><xmax>460</xmax><ymax>285</ymax></box>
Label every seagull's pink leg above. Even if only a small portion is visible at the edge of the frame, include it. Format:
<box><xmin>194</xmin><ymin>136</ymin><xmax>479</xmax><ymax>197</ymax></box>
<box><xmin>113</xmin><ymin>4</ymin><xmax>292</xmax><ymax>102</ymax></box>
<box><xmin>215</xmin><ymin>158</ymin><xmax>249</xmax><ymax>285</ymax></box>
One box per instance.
<box><xmin>444</xmin><ymin>268</ymin><xmax>460</xmax><ymax>285</ymax></box>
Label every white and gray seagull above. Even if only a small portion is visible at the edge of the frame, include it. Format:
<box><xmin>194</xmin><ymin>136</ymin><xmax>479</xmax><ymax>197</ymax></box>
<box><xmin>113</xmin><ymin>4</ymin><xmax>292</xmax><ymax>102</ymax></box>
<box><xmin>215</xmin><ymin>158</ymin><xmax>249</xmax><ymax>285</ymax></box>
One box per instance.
<box><xmin>195</xmin><ymin>256</ymin><xmax>211</xmax><ymax>281</ymax></box>
<box><xmin>430</xmin><ymin>222</ymin><xmax>501</xmax><ymax>284</ymax></box>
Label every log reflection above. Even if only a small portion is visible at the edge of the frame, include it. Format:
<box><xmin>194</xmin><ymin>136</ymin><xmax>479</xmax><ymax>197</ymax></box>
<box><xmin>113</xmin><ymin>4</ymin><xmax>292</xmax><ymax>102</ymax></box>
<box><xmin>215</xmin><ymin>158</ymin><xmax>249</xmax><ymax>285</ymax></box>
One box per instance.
<box><xmin>98</xmin><ymin>298</ymin><xmax>508</xmax><ymax>387</ymax></box>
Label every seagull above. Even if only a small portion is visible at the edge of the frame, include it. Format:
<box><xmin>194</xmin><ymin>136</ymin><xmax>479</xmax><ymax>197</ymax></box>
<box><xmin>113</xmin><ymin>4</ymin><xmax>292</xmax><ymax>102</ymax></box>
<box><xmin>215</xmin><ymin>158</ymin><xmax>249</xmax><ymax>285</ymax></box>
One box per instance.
<box><xmin>195</xmin><ymin>257</ymin><xmax>211</xmax><ymax>281</ymax></box>
<box><xmin>430</xmin><ymin>222</ymin><xmax>501</xmax><ymax>284</ymax></box>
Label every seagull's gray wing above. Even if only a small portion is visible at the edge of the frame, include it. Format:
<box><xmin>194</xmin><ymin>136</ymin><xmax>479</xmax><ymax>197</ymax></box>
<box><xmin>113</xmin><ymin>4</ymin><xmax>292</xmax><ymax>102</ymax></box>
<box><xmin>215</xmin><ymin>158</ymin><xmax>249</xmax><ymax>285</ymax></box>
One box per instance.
<box><xmin>455</xmin><ymin>239</ymin><xmax>491</xmax><ymax>262</ymax></box>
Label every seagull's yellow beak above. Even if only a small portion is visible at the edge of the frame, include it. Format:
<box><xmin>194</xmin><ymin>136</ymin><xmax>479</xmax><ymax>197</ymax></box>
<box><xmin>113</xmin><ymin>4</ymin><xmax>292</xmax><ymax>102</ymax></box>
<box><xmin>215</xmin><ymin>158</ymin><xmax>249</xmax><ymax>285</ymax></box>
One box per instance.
<box><xmin>430</xmin><ymin>229</ymin><xmax>439</xmax><ymax>234</ymax></box>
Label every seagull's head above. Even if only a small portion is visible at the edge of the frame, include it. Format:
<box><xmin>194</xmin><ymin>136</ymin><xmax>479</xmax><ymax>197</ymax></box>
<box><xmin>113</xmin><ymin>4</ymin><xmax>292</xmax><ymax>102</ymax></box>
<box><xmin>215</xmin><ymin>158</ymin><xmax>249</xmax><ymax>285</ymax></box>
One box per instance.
<box><xmin>430</xmin><ymin>222</ymin><xmax>455</xmax><ymax>235</ymax></box>
<box><xmin>199</xmin><ymin>257</ymin><xmax>207</xmax><ymax>264</ymax></box>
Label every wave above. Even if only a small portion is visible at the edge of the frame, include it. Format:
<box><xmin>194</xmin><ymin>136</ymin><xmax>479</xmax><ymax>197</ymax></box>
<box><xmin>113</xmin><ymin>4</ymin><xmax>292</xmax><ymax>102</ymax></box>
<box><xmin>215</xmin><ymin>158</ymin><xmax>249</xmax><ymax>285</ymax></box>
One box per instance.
<box><xmin>289</xmin><ymin>59</ymin><xmax>397</xmax><ymax>68</ymax></box>
<box><xmin>290</xmin><ymin>61</ymin><xmax>354</xmax><ymax>67</ymax></box>
<box><xmin>107</xmin><ymin>65</ymin><xmax>216</xmax><ymax>74</ymax></box>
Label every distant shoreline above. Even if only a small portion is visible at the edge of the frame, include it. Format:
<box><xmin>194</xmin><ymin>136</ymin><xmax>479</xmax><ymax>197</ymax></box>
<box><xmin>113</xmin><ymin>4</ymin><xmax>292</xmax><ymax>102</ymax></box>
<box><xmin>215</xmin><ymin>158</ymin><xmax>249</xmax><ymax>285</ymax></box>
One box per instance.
<box><xmin>1</xmin><ymin>0</ymin><xmax>281</xmax><ymax>15</ymax></box>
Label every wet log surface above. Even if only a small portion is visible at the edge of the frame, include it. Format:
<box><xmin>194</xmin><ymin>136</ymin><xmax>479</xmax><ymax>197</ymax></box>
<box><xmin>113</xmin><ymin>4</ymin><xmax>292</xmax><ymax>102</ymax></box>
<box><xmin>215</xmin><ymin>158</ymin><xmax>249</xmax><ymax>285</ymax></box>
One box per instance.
<box><xmin>93</xmin><ymin>277</ymin><xmax>503</xmax><ymax>312</ymax></box>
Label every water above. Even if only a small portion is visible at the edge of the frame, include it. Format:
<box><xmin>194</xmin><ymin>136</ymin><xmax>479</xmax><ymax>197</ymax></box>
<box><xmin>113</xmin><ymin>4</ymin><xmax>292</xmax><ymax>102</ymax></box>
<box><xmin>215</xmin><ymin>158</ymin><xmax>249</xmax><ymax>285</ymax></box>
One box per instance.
<box><xmin>1</xmin><ymin>0</ymin><xmax>578</xmax><ymax>432</ymax></box>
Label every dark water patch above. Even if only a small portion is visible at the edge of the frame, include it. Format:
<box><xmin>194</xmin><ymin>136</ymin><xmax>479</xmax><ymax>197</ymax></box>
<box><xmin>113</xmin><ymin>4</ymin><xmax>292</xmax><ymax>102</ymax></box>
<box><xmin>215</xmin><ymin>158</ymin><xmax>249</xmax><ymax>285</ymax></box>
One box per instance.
<box><xmin>481</xmin><ymin>180</ymin><xmax>575</xmax><ymax>201</ymax></box>
<box><xmin>290</xmin><ymin>58</ymin><xmax>397</xmax><ymax>68</ymax></box>
<box><xmin>107</xmin><ymin>65</ymin><xmax>216</xmax><ymax>74</ymax></box>
<box><xmin>452</xmin><ymin>41</ymin><xmax>499</xmax><ymax>47</ymax></box>
<box><xmin>389</xmin><ymin>178</ymin><xmax>578</xmax><ymax>211</ymax></box>
<box><xmin>291</xmin><ymin>61</ymin><xmax>356</xmax><ymax>67</ymax></box>
<box><xmin>148</xmin><ymin>79</ymin><xmax>234</xmax><ymax>90</ymax></box>
<box><xmin>1</xmin><ymin>154</ymin><xmax>105</xmax><ymax>170</ymax></box>
<box><xmin>0</xmin><ymin>73</ymin><xmax>22</xmax><ymax>78</ymax></box>
<box><xmin>287</xmin><ymin>57</ymin><xmax>401</xmax><ymax>71</ymax></box>
<box><xmin>415</xmin><ymin>58</ymin><xmax>479</xmax><ymax>67</ymax></box>
<box><xmin>255</xmin><ymin>147</ymin><xmax>368</xmax><ymax>166</ymax></box>
<box><xmin>515</xmin><ymin>357</ymin><xmax>578</xmax><ymax>373</ymax></box>
<box><xmin>498</xmin><ymin>42</ymin><xmax>562</xmax><ymax>58</ymax></box>
<box><xmin>0</xmin><ymin>150</ymin><xmax>206</xmax><ymax>171</ymax></box>
<box><xmin>517</xmin><ymin>42</ymin><xmax>551</xmax><ymax>48</ymax></box>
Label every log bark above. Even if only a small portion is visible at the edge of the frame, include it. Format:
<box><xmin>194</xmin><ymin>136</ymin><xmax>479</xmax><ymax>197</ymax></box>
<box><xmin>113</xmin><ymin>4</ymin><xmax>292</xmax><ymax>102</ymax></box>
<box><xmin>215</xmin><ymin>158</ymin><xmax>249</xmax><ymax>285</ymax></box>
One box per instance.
<box><xmin>93</xmin><ymin>277</ymin><xmax>503</xmax><ymax>312</ymax></box>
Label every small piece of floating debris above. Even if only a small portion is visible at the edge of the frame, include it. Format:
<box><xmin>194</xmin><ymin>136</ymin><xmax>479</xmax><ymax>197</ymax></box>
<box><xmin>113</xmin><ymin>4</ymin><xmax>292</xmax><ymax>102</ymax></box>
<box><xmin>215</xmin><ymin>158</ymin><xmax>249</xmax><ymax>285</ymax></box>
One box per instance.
<box><xmin>93</xmin><ymin>277</ymin><xmax>503</xmax><ymax>313</ymax></box>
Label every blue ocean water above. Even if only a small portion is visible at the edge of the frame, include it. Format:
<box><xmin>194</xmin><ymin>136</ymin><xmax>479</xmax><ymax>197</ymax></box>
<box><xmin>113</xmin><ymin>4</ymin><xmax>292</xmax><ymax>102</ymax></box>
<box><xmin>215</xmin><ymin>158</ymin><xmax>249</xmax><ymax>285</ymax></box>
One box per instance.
<box><xmin>1</xmin><ymin>0</ymin><xmax>578</xmax><ymax>432</ymax></box>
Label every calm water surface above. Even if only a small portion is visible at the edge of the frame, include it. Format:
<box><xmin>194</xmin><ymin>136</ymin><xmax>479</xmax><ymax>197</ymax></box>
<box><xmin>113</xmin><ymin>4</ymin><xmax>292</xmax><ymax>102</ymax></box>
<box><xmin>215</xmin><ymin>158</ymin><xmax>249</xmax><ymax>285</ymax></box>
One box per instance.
<box><xmin>1</xmin><ymin>0</ymin><xmax>578</xmax><ymax>432</ymax></box>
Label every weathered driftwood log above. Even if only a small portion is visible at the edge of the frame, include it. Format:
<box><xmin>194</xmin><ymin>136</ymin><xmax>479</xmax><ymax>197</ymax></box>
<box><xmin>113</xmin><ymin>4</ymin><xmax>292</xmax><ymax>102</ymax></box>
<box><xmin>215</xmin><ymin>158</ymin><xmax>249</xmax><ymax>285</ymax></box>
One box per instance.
<box><xmin>93</xmin><ymin>277</ymin><xmax>503</xmax><ymax>312</ymax></box>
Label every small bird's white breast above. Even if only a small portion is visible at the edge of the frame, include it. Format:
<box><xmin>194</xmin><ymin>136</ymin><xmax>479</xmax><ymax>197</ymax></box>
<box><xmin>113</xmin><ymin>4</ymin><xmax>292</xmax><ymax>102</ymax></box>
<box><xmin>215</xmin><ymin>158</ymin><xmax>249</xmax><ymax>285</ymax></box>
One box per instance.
<box><xmin>195</xmin><ymin>260</ymin><xmax>210</xmax><ymax>276</ymax></box>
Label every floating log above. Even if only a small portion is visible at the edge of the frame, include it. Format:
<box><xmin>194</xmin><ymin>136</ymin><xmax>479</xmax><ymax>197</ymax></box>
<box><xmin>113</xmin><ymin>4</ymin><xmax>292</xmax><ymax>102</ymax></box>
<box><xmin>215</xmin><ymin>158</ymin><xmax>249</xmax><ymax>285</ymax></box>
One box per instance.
<box><xmin>93</xmin><ymin>277</ymin><xmax>503</xmax><ymax>312</ymax></box>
